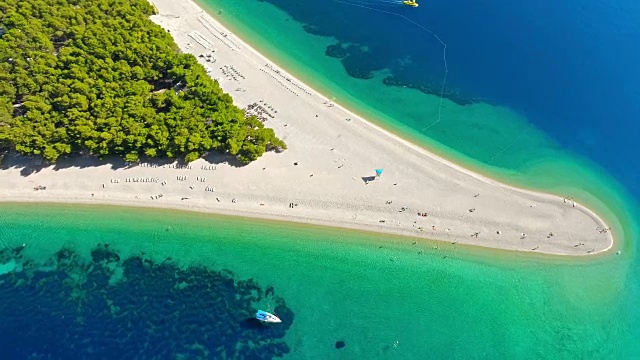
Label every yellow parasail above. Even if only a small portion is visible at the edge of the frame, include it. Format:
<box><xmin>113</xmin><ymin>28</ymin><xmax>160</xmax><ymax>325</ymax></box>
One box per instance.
<box><xmin>403</xmin><ymin>0</ymin><xmax>419</xmax><ymax>7</ymax></box>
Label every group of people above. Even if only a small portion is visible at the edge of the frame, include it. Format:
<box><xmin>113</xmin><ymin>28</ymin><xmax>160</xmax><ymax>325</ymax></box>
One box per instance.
<box><xmin>220</xmin><ymin>64</ymin><xmax>245</xmax><ymax>81</ymax></box>
<box><xmin>135</xmin><ymin>162</ymin><xmax>159</xmax><ymax>168</ymax></box>
<box><xmin>126</xmin><ymin>177</ymin><xmax>159</xmax><ymax>183</ymax></box>
<box><xmin>198</xmin><ymin>52</ymin><xmax>216</xmax><ymax>64</ymax></box>
<box><xmin>245</xmin><ymin>101</ymin><xmax>277</xmax><ymax>122</ymax></box>
<box><xmin>264</xmin><ymin>63</ymin><xmax>313</xmax><ymax>95</ymax></box>
<box><xmin>259</xmin><ymin>67</ymin><xmax>302</xmax><ymax>97</ymax></box>
<box><xmin>167</xmin><ymin>164</ymin><xmax>192</xmax><ymax>169</ymax></box>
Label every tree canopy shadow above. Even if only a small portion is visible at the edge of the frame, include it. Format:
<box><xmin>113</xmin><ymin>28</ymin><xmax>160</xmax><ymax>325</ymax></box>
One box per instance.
<box><xmin>0</xmin><ymin>150</ymin><xmax>248</xmax><ymax>177</ymax></box>
<box><xmin>203</xmin><ymin>151</ymin><xmax>248</xmax><ymax>168</ymax></box>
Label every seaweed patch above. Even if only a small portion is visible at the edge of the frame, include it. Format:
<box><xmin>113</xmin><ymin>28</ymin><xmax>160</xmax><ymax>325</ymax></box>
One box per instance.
<box><xmin>0</xmin><ymin>243</ymin><xmax>293</xmax><ymax>359</ymax></box>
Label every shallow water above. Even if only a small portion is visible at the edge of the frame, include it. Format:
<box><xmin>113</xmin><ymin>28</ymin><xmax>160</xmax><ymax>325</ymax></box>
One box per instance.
<box><xmin>196</xmin><ymin>0</ymin><xmax>639</xmax><ymax>256</ymax></box>
<box><xmin>2</xmin><ymin>0</ymin><xmax>639</xmax><ymax>357</ymax></box>
<box><xmin>183</xmin><ymin>4</ymin><xmax>640</xmax><ymax>355</ymax></box>
<box><xmin>0</xmin><ymin>204</ymin><xmax>638</xmax><ymax>358</ymax></box>
<box><xmin>201</xmin><ymin>0</ymin><xmax>640</xmax><ymax>198</ymax></box>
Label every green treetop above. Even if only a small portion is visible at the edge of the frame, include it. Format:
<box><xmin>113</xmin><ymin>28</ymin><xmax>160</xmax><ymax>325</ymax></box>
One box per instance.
<box><xmin>0</xmin><ymin>0</ymin><xmax>286</xmax><ymax>163</ymax></box>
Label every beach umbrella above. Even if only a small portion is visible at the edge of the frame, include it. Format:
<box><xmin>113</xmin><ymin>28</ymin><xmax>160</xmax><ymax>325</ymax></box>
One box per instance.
<box><xmin>375</xmin><ymin>168</ymin><xmax>383</xmax><ymax>177</ymax></box>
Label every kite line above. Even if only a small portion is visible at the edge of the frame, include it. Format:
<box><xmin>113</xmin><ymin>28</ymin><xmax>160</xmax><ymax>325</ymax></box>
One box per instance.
<box><xmin>331</xmin><ymin>2</ymin><xmax>537</xmax><ymax>167</ymax></box>
<box><xmin>332</xmin><ymin>0</ymin><xmax>449</xmax><ymax>131</ymax></box>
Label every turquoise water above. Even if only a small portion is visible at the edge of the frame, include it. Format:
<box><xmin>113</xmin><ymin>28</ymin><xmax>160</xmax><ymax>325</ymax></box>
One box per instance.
<box><xmin>0</xmin><ymin>204</ymin><xmax>637</xmax><ymax>358</ymax></box>
<box><xmin>1</xmin><ymin>0</ymin><xmax>639</xmax><ymax>357</ymax></box>
<box><xmin>203</xmin><ymin>0</ymin><xmax>640</xmax><ymax>198</ymax></box>
<box><xmin>199</xmin><ymin>0</ymin><xmax>638</xmax><ymax>356</ymax></box>
<box><xmin>197</xmin><ymin>0</ymin><xmax>639</xmax><ymax>248</ymax></box>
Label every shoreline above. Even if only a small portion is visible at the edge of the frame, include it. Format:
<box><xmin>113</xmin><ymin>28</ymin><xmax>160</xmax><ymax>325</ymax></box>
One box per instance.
<box><xmin>0</xmin><ymin>172</ymin><xmax>615</xmax><ymax>255</ymax></box>
<box><xmin>0</xmin><ymin>0</ymin><xmax>614</xmax><ymax>256</ymax></box>
<box><xmin>0</xmin><ymin>200</ymin><xmax>615</xmax><ymax>262</ymax></box>
<box><xmin>192</xmin><ymin>0</ymin><xmax>628</xmax><ymax>239</ymax></box>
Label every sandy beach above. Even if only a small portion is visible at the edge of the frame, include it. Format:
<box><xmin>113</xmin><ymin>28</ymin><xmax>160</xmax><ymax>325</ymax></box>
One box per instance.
<box><xmin>0</xmin><ymin>0</ymin><xmax>614</xmax><ymax>256</ymax></box>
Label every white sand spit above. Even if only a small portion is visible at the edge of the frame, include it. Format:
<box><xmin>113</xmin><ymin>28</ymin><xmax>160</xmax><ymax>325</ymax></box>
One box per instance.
<box><xmin>0</xmin><ymin>0</ymin><xmax>613</xmax><ymax>256</ymax></box>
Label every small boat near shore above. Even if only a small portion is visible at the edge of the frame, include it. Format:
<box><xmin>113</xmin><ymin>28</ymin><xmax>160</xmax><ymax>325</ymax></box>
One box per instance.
<box><xmin>256</xmin><ymin>310</ymin><xmax>282</xmax><ymax>323</ymax></box>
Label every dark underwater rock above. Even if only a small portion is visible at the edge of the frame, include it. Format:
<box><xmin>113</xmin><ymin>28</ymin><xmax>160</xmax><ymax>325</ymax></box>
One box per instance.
<box><xmin>0</xmin><ymin>244</ymin><xmax>294</xmax><ymax>358</ymax></box>
<box><xmin>382</xmin><ymin>75</ymin><xmax>480</xmax><ymax>106</ymax></box>
<box><xmin>325</xmin><ymin>44</ymin><xmax>347</xmax><ymax>59</ymax></box>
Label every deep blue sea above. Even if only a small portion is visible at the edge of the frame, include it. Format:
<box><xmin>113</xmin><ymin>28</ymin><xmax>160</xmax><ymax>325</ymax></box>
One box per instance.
<box><xmin>420</xmin><ymin>0</ymin><xmax>640</xmax><ymax>196</ymax></box>
<box><xmin>258</xmin><ymin>0</ymin><xmax>640</xmax><ymax>198</ymax></box>
<box><xmin>1</xmin><ymin>1</ymin><xmax>639</xmax><ymax>358</ymax></box>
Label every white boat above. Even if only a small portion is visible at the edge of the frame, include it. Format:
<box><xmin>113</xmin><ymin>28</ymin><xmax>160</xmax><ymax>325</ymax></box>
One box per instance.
<box><xmin>256</xmin><ymin>310</ymin><xmax>282</xmax><ymax>323</ymax></box>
